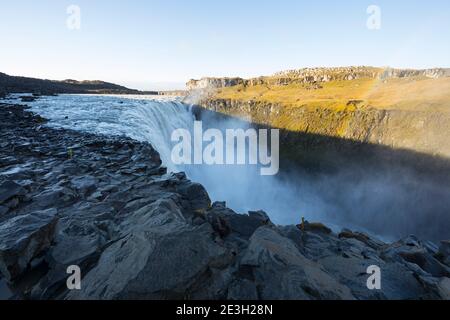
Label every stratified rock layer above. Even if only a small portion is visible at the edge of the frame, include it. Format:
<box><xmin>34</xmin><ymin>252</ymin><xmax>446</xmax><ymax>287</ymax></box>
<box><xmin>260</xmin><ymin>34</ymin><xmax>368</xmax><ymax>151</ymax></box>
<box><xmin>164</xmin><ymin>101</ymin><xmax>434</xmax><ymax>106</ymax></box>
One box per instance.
<box><xmin>197</xmin><ymin>98</ymin><xmax>450</xmax><ymax>159</ymax></box>
<box><xmin>187</xmin><ymin>67</ymin><xmax>450</xmax><ymax>159</ymax></box>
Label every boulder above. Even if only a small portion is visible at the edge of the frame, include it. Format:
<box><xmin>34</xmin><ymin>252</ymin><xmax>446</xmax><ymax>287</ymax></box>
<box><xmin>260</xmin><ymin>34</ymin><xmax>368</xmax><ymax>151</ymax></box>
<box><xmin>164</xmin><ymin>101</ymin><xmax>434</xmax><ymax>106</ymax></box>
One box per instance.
<box><xmin>227</xmin><ymin>279</ymin><xmax>259</xmax><ymax>300</ymax></box>
<box><xmin>318</xmin><ymin>254</ymin><xmax>426</xmax><ymax>300</ymax></box>
<box><xmin>68</xmin><ymin>220</ymin><xmax>232</xmax><ymax>299</ymax></box>
<box><xmin>70</xmin><ymin>175</ymin><xmax>98</xmax><ymax>197</ymax></box>
<box><xmin>0</xmin><ymin>180</ymin><xmax>26</xmax><ymax>205</ymax></box>
<box><xmin>278</xmin><ymin>225</ymin><xmax>305</xmax><ymax>253</ymax></box>
<box><xmin>0</xmin><ymin>205</ymin><xmax>9</xmax><ymax>217</ymax></box>
<box><xmin>415</xmin><ymin>275</ymin><xmax>450</xmax><ymax>299</ymax></box>
<box><xmin>176</xmin><ymin>182</ymin><xmax>211</xmax><ymax>212</ymax></box>
<box><xmin>20</xmin><ymin>96</ymin><xmax>37</xmax><ymax>102</ymax></box>
<box><xmin>66</xmin><ymin>199</ymin><xmax>233</xmax><ymax>299</ymax></box>
<box><xmin>30</xmin><ymin>187</ymin><xmax>77</xmax><ymax>210</ymax></box>
<box><xmin>207</xmin><ymin>203</ymin><xmax>270</xmax><ymax>240</ymax></box>
<box><xmin>438</xmin><ymin>240</ymin><xmax>450</xmax><ymax>266</ymax></box>
<box><xmin>298</xmin><ymin>221</ymin><xmax>332</xmax><ymax>234</ymax></box>
<box><xmin>248</xmin><ymin>210</ymin><xmax>271</xmax><ymax>224</ymax></box>
<box><xmin>239</xmin><ymin>226</ymin><xmax>354</xmax><ymax>300</ymax></box>
<box><xmin>382</xmin><ymin>236</ymin><xmax>450</xmax><ymax>278</ymax></box>
<box><xmin>338</xmin><ymin>229</ymin><xmax>384</xmax><ymax>249</ymax></box>
<box><xmin>0</xmin><ymin>209</ymin><xmax>58</xmax><ymax>281</ymax></box>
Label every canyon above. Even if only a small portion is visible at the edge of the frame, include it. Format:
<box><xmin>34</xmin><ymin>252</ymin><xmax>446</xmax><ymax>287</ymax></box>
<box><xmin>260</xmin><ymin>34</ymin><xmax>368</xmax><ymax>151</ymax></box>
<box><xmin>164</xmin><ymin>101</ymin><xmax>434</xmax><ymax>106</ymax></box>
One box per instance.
<box><xmin>184</xmin><ymin>67</ymin><xmax>450</xmax><ymax>243</ymax></box>
<box><xmin>0</xmin><ymin>68</ymin><xmax>449</xmax><ymax>300</ymax></box>
<box><xmin>186</xmin><ymin>66</ymin><xmax>450</xmax><ymax>159</ymax></box>
<box><xmin>0</xmin><ymin>103</ymin><xmax>449</xmax><ymax>300</ymax></box>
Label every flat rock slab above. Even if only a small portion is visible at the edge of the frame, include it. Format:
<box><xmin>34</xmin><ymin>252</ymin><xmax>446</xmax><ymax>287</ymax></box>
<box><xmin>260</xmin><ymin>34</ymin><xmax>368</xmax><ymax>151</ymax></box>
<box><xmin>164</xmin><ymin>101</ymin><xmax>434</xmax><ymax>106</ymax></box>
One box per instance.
<box><xmin>0</xmin><ymin>180</ymin><xmax>26</xmax><ymax>204</ymax></box>
<box><xmin>240</xmin><ymin>226</ymin><xmax>355</xmax><ymax>300</ymax></box>
<box><xmin>0</xmin><ymin>208</ymin><xmax>58</xmax><ymax>281</ymax></box>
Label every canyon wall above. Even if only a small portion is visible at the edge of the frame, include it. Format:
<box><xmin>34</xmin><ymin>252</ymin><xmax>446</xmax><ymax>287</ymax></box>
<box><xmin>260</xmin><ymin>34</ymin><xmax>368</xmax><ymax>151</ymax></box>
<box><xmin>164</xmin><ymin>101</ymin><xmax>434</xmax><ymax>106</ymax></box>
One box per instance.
<box><xmin>196</xmin><ymin>98</ymin><xmax>450</xmax><ymax>159</ymax></box>
<box><xmin>187</xmin><ymin>67</ymin><xmax>450</xmax><ymax>90</ymax></box>
<box><xmin>187</xmin><ymin>67</ymin><xmax>450</xmax><ymax>160</ymax></box>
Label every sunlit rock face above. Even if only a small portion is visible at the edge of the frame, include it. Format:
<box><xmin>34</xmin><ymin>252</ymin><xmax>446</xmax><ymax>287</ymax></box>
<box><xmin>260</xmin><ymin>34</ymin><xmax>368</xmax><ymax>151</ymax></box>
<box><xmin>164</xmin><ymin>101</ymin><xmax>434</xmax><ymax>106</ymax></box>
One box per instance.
<box><xmin>187</xmin><ymin>77</ymin><xmax>245</xmax><ymax>91</ymax></box>
<box><xmin>187</xmin><ymin>67</ymin><xmax>450</xmax><ymax>91</ymax></box>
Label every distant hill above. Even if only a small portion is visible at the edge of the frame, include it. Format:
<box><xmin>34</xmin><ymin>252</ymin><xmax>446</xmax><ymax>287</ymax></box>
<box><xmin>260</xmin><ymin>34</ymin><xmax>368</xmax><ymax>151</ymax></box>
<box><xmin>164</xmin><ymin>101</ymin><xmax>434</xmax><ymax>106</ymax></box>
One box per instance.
<box><xmin>0</xmin><ymin>72</ymin><xmax>141</xmax><ymax>95</ymax></box>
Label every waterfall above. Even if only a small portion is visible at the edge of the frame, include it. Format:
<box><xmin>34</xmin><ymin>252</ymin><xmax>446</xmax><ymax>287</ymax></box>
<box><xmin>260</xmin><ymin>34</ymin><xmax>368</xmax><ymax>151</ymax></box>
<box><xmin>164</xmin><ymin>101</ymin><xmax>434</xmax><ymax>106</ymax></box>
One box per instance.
<box><xmin>20</xmin><ymin>93</ymin><xmax>448</xmax><ymax>241</ymax></box>
<box><xmin>26</xmin><ymin>94</ymin><xmax>194</xmax><ymax>173</ymax></box>
<box><xmin>119</xmin><ymin>100</ymin><xmax>195</xmax><ymax>173</ymax></box>
<box><xmin>24</xmin><ymin>94</ymin><xmax>326</xmax><ymax>228</ymax></box>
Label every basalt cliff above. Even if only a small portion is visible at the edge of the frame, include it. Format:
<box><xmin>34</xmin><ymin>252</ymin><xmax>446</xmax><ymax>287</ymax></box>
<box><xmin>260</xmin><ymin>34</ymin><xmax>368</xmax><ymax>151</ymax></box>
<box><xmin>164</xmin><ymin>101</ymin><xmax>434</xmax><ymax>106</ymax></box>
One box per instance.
<box><xmin>186</xmin><ymin>67</ymin><xmax>450</xmax><ymax>160</ymax></box>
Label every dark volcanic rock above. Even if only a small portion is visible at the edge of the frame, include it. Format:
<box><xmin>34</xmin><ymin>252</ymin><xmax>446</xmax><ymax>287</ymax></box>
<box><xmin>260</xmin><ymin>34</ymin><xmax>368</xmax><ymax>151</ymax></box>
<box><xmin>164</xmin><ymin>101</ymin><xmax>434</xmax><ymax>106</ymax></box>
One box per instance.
<box><xmin>0</xmin><ymin>103</ymin><xmax>448</xmax><ymax>300</ymax></box>
<box><xmin>0</xmin><ymin>205</ymin><xmax>8</xmax><ymax>217</ymax></box>
<box><xmin>206</xmin><ymin>202</ymin><xmax>272</xmax><ymax>241</ymax></box>
<box><xmin>68</xmin><ymin>201</ymin><xmax>233</xmax><ymax>299</ymax></box>
<box><xmin>70</xmin><ymin>175</ymin><xmax>98</xmax><ymax>197</ymax></box>
<box><xmin>381</xmin><ymin>236</ymin><xmax>450</xmax><ymax>278</ymax></box>
<box><xmin>0</xmin><ymin>180</ymin><xmax>26</xmax><ymax>204</ymax></box>
<box><xmin>0</xmin><ymin>209</ymin><xmax>58</xmax><ymax>281</ymax></box>
<box><xmin>176</xmin><ymin>182</ymin><xmax>211</xmax><ymax>212</ymax></box>
<box><xmin>20</xmin><ymin>96</ymin><xmax>37</xmax><ymax>102</ymax></box>
<box><xmin>239</xmin><ymin>226</ymin><xmax>354</xmax><ymax>300</ymax></box>
<box><xmin>438</xmin><ymin>240</ymin><xmax>450</xmax><ymax>265</ymax></box>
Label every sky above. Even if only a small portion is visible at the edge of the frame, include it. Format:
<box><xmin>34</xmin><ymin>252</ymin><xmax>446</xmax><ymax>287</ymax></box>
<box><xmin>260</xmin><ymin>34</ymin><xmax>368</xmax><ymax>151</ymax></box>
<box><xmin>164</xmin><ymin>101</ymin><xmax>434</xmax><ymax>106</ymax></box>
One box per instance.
<box><xmin>0</xmin><ymin>0</ymin><xmax>450</xmax><ymax>90</ymax></box>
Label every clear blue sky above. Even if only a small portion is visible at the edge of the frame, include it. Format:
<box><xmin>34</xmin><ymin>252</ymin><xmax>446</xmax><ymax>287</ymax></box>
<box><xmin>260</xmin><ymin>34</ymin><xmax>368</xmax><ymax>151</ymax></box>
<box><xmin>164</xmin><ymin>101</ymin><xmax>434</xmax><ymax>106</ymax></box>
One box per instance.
<box><xmin>1</xmin><ymin>0</ymin><xmax>449</xmax><ymax>90</ymax></box>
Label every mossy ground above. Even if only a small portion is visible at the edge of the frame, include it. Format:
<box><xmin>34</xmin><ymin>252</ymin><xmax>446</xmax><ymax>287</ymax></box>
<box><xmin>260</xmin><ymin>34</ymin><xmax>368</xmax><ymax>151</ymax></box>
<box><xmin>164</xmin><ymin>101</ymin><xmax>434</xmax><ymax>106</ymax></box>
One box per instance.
<box><xmin>202</xmin><ymin>75</ymin><xmax>450</xmax><ymax>160</ymax></box>
<box><xmin>214</xmin><ymin>76</ymin><xmax>450</xmax><ymax>113</ymax></box>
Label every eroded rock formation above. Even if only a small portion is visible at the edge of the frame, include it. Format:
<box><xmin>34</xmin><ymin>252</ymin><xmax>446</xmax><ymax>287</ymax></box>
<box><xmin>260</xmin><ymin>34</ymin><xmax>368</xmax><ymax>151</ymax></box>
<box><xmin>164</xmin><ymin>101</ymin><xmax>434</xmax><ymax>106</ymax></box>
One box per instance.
<box><xmin>187</xmin><ymin>67</ymin><xmax>450</xmax><ymax>159</ymax></box>
<box><xmin>187</xmin><ymin>67</ymin><xmax>450</xmax><ymax>91</ymax></box>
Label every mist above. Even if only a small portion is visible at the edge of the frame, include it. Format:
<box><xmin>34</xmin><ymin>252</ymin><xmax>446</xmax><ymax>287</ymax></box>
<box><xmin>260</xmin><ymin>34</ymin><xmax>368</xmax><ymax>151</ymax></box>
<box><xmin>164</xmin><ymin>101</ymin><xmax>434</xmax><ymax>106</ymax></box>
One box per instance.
<box><xmin>187</xmin><ymin>106</ymin><xmax>450</xmax><ymax>242</ymax></box>
<box><xmin>23</xmin><ymin>94</ymin><xmax>450</xmax><ymax>242</ymax></box>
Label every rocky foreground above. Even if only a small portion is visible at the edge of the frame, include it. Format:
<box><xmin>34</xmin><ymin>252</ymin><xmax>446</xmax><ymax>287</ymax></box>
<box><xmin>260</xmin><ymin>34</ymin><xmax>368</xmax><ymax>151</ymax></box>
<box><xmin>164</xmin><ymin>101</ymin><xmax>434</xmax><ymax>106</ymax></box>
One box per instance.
<box><xmin>0</xmin><ymin>103</ymin><xmax>449</xmax><ymax>300</ymax></box>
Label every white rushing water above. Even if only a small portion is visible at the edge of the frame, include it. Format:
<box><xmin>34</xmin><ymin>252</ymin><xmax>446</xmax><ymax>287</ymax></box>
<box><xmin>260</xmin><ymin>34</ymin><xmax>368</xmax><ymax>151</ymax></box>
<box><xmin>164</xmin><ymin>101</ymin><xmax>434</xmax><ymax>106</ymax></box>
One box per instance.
<box><xmin>4</xmin><ymin>93</ymin><xmax>449</xmax><ymax>241</ymax></box>
<box><xmin>4</xmin><ymin>94</ymin><xmax>338</xmax><ymax>229</ymax></box>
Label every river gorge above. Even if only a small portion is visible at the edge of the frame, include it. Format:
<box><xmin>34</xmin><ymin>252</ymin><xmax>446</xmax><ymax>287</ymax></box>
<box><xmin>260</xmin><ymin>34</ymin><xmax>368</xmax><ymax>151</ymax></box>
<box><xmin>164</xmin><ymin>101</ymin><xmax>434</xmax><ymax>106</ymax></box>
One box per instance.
<box><xmin>3</xmin><ymin>93</ymin><xmax>448</xmax><ymax>241</ymax></box>
<box><xmin>0</xmin><ymin>92</ymin><xmax>449</xmax><ymax>300</ymax></box>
